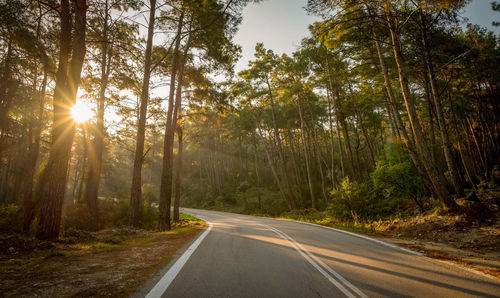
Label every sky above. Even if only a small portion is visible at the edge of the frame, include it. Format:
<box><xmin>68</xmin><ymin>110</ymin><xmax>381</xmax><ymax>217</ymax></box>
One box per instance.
<box><xmin>232</xmin><ymin>0</ymin><xmax>500</xmax><ymax>73</ymax></box>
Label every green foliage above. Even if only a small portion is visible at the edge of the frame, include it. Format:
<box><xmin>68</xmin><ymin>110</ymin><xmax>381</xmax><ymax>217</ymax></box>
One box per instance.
<box><xmin>371</xmin><ymin>160</ymin><xmax>427</xmax><ymax>212</ymax></box>
<box><xmin>234</xmin><ymin>183</ymin><xmax>287</xmax><ymax>215</ymax></box>
<box><xmin>0</xmin><ymin>204</ymin><xmax>23</xmax><ymax>234</ymax></box>
<box><xmin>328</xmin><ymin>177</ymin><xmax>370</xmax><ymax>222</ymax></box>
<box><xmin>327</xmin><ymin>157</ymin><xmax>426</xmax><ymax>222</ymax></box>
<box><xmin>372</xmin><ymin>141</ymin><xmax>428</xmax><ymax>212</ymax></box>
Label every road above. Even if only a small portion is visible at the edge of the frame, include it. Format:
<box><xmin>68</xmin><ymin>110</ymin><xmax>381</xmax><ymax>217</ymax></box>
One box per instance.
<box><xmin>140</xmin><ymin>208</ymin><xmax>500</xmax><ymax>297</ymax></box>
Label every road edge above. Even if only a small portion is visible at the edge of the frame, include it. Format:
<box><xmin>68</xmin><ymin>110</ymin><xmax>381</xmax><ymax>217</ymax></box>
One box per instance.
<box><xmin>129</xmin><ymin>218</ymin><xmax>211</xmax><ymax>298</ymax></box>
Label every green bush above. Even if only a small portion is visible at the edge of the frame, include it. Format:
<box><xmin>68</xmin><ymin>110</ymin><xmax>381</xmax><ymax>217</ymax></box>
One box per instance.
<box><xmin>371</xmin><ymin>159</ymin><xmax>427</xmax><ymax>213</ymax></box>
<box><xmin>327</xmin><ymin>177</ymin><xmax>371</xmax><ymax>222</ymax></box>
<box><xmin>0</xmin><ymin>204</ymin><xmax>23</xmax><ymax>234</ymax></box>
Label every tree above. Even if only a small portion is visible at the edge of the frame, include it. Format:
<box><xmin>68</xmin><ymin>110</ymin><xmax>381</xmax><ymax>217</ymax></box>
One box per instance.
<box><xmin>130</xmin><ymin>0</ymin><xmax>156</xmax><ymax>227</ymax></box>
<box><xmin>36</xmin><ymin>0</ymin><xmax>88</xmax><ymax>240</ymax></box>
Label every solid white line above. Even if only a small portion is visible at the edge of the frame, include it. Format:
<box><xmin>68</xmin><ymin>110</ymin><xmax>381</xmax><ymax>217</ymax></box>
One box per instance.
<box><xmin>281</xmin><ymin>219</ymin><xmax>424</xmax><ymax>256</ymax></box>
<box><xmin>262</xmin><ymin>224</ymin><xmax>359</xmax><ymax>298</ymax></box>
<box><xmin>145</xmin><ymin>220</ymin><xmax>213</xmax><ymax>298</ymax></box>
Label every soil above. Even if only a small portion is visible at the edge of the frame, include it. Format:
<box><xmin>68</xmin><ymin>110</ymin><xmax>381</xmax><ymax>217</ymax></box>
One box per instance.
<box><xmin>373</xmin><ymin>192</ymin><xmax>500</xmax><ymax>279</ymax></box>
<box><xmin>0</xmin><ymin>220</ymin><xmax>204</xmax><ymax>297</ymax></box>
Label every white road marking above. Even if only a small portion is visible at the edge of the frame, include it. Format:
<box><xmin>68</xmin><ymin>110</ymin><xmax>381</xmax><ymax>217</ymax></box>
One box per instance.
<box><xmin>191</xmin><ymin>209</ymin><xmax>423</xmax><ymax>256</ymax></box>
<box><xmin>263</xmin><ymin>224</ymin><xmax>368</xmax><ymax>298</ymax></box>
<box><xmin>145</xmin><ymin>218</ymin><xmax>213</xmax><ymax>298</ymax></box>
<box><xmin>280</xmin><ymin>219</ymin><xmax>424</xmax><ymax>256</ymax></box>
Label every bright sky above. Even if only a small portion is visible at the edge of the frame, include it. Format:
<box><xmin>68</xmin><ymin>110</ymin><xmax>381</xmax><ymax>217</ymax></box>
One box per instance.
<box><xmin>233</xmin><ymin>0</ymin><xmax>500</xmax><ymax>73</ymax></box>
<box><xmin>233</xmin><ymin>0</ymin><xmax>318</xmax><ymax>72</ymax></box>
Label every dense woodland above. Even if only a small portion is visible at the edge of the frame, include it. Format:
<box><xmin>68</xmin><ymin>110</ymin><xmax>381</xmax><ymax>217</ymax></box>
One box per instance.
<box><xmin>0</xmin><ymin>0</ymin><xmax>499</xmax><ymax>239</ymax></box>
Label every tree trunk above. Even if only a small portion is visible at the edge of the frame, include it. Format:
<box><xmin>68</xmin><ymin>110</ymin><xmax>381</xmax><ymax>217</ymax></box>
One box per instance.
<box><xmin>37</xmin><ymin>0</ymin><xmax>87</xmax><ymax>240</ymax></box>
<box><xmin>297</xmin><ymin>97</ymin><xmax>316</xmax><ymax>209</ymax></box>
<box><xmin>23</xmin><ymin>56</ymin><xmax>48</xmax><ymax>234</ymax></box>
<box><xmin>419</xmin><ymin>9</ymin><xmax>465</xmax><ymax>197</ymax></box>
<box><xmin>129</xmin><ymin>0</ymin><xmax>156</xmax><ymax>227</ymax></box>
<box><xmin>356</xmin><ymin>109</ymin><xmax>375</xmax><ymax>168</ymax></box>
<box><xmin>173</xmin><ymin>124</ymin><xmax>183</xmax><ymax>221</ymax></box>
<box><xmin>385</xmin><ymin>11</ymin><xmax>457</xmax><ymax>210</ymax></box>
<box><xmin>252</xmin><ymin>133</ymin><xmax>261</xmax><ymax>186</ymax></box>
<box><xmin>159</xmin><ymin>12</ymin><xmax>185</xmax><ymax>231</ymax></box>
<box><xmin>83</xmin><ymin>0</ymin><xmax>112</xmax><ymax>231</ymax></box>
<box><xmin>255</xmin><ymin>123</ymin><xmax>292</xmax><ymax>210</ymax></box>
<box><xmin>325</xmin><ymin>54</ymin><xmax>347</xmax><ymax>179</ymax></box>
<box><xmin>312</xmin><ymin>124</ymin><xmax>329</xmax><ymax>205</ymax></box>
<box><xmin>0</xmin><ymin>39</ymin><xmax>14</xmax><ymax>139</ymax></box>
<box><xmin>325</xmin><ymin>86</ymin><xmax>337</xmax><ymax>187</ymax></box>
<box><xmin>265</xmin><ymin>74</ymin><xmax>297</xmax><ymax>209</ymax></box>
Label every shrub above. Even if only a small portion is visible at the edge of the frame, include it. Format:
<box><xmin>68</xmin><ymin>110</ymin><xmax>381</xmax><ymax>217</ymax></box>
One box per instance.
<box><xmin>0</xmin><ymin>204</ymin><xmax>23</xmax><ymax>234</ymax></box>
<box><xmin>371</xmin><ymin>160</ymin><xmax>427</xmax><ymax>213</ymax></box>
<box><xmin>327</xmin><ymin>177</ymin><xmax>371</xmax><ymax>222</ymax></box>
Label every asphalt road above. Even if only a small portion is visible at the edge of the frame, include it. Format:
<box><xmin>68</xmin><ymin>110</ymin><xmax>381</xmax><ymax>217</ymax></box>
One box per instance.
<box><xmin>141</xmin><ymin>208</ymin><xmax>500</xmax><ymax>298</ymax></box>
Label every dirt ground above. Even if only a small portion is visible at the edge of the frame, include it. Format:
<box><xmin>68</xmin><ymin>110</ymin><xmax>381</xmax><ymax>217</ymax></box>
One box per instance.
<box><xmin>0</xmin><ymin>219</ymin><xmax>204</xmax><ymax>297</ymax></box>
<box><xmin>375</xmin><ymin>194</ymin><xmax>500</xmax><ymax>279</ymax></box>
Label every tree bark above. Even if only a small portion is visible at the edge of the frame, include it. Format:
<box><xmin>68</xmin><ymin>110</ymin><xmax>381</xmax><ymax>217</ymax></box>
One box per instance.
<box><xmin>173</xmin><ymin>124</ymin><xmax>183</xmax><ymax>221</ymax></box>
<box><xmin>159</xmin><ymin>11</ymin><xmax>185</xmax><ymax>231</ymax></box>
<box><xmin>37</xmin><ymin>0</ymin><xmax>87</xmax><ymax>240</ymax></box>
<box><xmin>255</xmin><ymin>122</ymin><xmax>292</xmax><ymax>210</ymax></box>
<box><xmin>23</xmin><ymin>60</ymin><xmax>47</xmax><ymax>234</ymax></box>
<box><xmin>325</xmin><ymin>85</ymin><xmax>337</xmax><ymax>187</ymax></box>
<box><xmin>297</xmin><ymin>96</ymin><xmax>316</xmax><ymax>209</ymax></box>
<box><xmin>325</xmin><ymin>53</ymin><xmax>347</xmax><ymax>179</ymax></box>
<box><xmin>129</xmin><ymin>0</ymin><xmax>156</xmax><ymax>227</ymax></box>
<box><xmin>83</xmin><ymin>0</ymin><xmax>112</xmax><ymax>230</ymax></box>
<box><xmin>265</xmin><ymin>74</ymin><xmax>297</xmax><ymax>209</ymax></box>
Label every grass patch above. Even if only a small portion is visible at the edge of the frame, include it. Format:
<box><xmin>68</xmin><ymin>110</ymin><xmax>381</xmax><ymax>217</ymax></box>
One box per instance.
<box><xmin>179</xmin><ymin>213</ymin><xmax>202</xmax><ymax>221</ymax></box>
<box><xmin>168</xmin><ymin>227</ymin><xmax>195</xmax><ymax>234</ymax></box>
<box><xmin>74</xmin><ymin>241</ymin><xmax>131</xmax><ymax>250</ymax></box>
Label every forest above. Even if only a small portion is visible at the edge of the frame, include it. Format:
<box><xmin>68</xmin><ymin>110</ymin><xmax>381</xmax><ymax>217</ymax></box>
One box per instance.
<box><xmin>0</xmin><ymin>0</ymin><xmax>499</xmax><ymax>240</ymax></box>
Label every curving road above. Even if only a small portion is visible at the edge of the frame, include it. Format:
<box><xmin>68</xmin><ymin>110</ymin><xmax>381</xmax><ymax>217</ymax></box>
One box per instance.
<box><xmin>138</xmin><ymin>208</ymin><xmax>500</xmax><ymax>298</ymax></box>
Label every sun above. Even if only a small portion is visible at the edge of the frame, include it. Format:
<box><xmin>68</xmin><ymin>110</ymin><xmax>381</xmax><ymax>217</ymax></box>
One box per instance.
<box><xmin>71</xmin><ymin>101</ymin><xmax>94</xmax><ymax>123</ymax></box>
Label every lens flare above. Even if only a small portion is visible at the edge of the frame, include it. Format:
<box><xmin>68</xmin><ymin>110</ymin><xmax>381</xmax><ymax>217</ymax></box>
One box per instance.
<box><xmin>71</xmin><ymin>102</ymin><xmax>94</xmax><ymax>123</ymax></box>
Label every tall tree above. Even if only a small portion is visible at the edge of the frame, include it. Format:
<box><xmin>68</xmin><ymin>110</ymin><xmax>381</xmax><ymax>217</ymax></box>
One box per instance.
<box><xmin>36</xmin><ymin>0</ymin><xmax>88</xmax><ymax>239</ymax></box>
<box><xmin>129</xmin><ymin>0</ymin><xmax>156</xmax><ymax>227</ymax></box>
